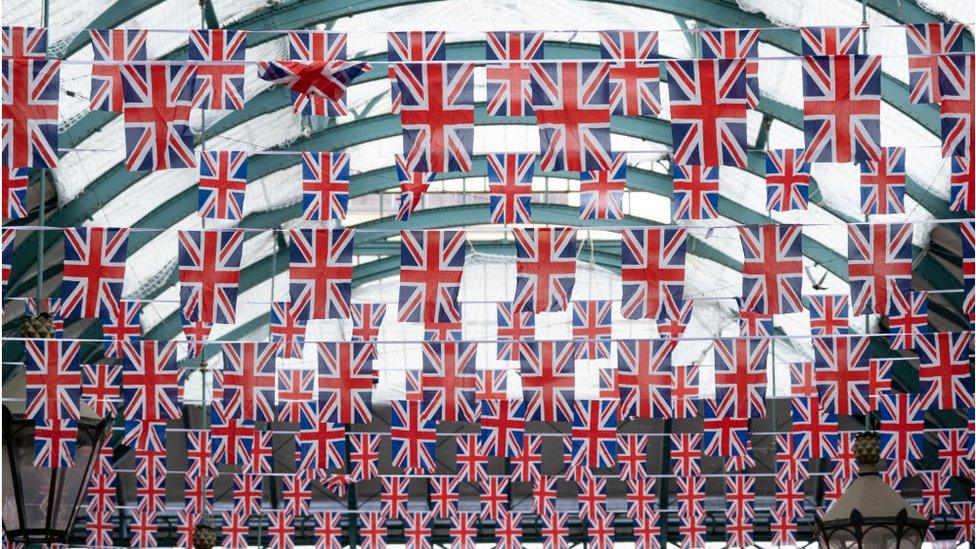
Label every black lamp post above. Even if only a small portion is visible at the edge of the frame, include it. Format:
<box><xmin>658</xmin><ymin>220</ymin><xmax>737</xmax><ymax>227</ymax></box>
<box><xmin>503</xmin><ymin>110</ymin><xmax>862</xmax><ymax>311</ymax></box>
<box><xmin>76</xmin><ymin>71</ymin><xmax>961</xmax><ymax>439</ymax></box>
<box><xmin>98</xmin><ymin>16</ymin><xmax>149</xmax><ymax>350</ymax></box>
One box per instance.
<box><xmin>815</xmin><ymin>431</ymin><xmax>929</xmax><ymax>549</ymax></box>
<box><xmin>2</xmin><ymin>404</ymin><xmax>112</xmax><ymax>544</ymax></box>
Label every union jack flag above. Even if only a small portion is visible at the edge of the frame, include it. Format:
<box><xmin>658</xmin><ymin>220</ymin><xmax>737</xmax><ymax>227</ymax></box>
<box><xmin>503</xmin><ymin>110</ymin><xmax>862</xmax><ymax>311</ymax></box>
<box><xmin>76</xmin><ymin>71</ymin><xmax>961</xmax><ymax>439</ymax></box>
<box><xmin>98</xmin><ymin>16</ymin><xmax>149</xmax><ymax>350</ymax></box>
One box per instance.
<box><xmin>765</xmin><ymin>148</ymin><xmax>810</xmax><ymax>211</ymax></box>
<box><xmin>289</xmin><ymin>227</ymin><xmax>354</xmax><ymax>320</ymax></box>
<box><xmin>2</xmin><ymin>26</ymin><xmax>47</xmax><ymax>58</ymax></box>
<box><xmin>963</xmin><ymin>220</ymin><xmax>975</xmax><ymax>325</ymax></box>
<box><xmin>859</xmin><ymin>146</ymin><xmax>906</xmax><ymax>215</ymax></box>
<box><xmin>288</xmin><ymin>31</ymin><xmax>348</xmax><ymax>116</ymax></box>
<box><xmin>256</xmin><ymin>60</ymin><xmax>370</xmax><ymax>106</ymax></box>
<box><xmin>359</xmin><ymin>512</ymin><xmax>387</xmax><ymax>548</ymax></box>
<box><xmin>848</xmin><ymin>222</ymin><xmax>912</xmax><ymax>316</ymax></box>
<box><xmin>801</xmin><ymin>54</ymin><xmax>882</xmax><ymax>163</ymax></box>
<box><xmin>572</xmin><ymin>300</ymin><xmax>612</xmax><ymax>359</ymax></box>
<box><xmin>790</xmin><ymin>396</ymin><xmax>838</xmax><ymax>459</ymax></box>
<box><xmin>59</xmin><ymin>227</ymin><xmax>128</xmax><ymax>319</ymax></box>
<box><xmin>917</xmin><ymin>331</ymin><xmax>974</xmax><ymax>411</ymax></box>
<box><xmin>2</xmin><ymin>58</ymin><xmax>60</xmax><ymax>168</ymax></box>
<box><xmin>352</xmin><ymin>302</ymin><xmax>386</xmax><ymax>358</ymax></box>
<box><xmin>530</xmin><ymin>61</ymin><xmax>612</xmax><ymax>172</ymax></box>
<box><xmin>790</xmin><ymin>361</ymin><xmax>818</xmax><ymax>398</ymax></box>
<box><xmin>456</xmin><ymin>434</ymin><xmax>488</xmax><ymax>483</ymax></box>
<box><xmin>953</xmin><ymin>502</ymin><xmax>975</xmax><ymax>544</ymax></box>
<box><xmin>657</xmin><ymin>295</ymin><xmax>693</xmax><ymax>339</ymax></box>
<box><xmin>776</xmin><ymin>434</ymin><xmax>810</xmax><ymax>482</ymax></box>
<box><xmin>270</xmin><ymin>301</ymin><xmax>307</xmax><ymax>359</ymax></box>
<box><xmin>178</xmin><ymin>229</ymin><xmax>243</xmax><ymax>324</ymax></box>
<box><xmin>2</xmin><ymin>165</ymin><xmax>28</xmax><ymax>219</ymax></box>
<box><xmin>129</xmin><ymin>509</ymin><xmax>158</xmax><ymax>548</ymax></box>
<box><xmin>950</xmin><ymin>153</ymin><xmax>975</xmax><ymax>213</ymax></box>
<box><xmin>298</xmin><ymin>378</ymin><xmax>332</xmax><ymax>422</ymax></box>
<box><xmin>775</xmin><ymin>471</ymin><xmax>807</xmax><ymax>523</ymax></box>
<box><xmin>24</xmin><ymin>339</ymin><xmax>81</xmax><ymax>421</ymax></box>
<box><xmin>600</xmin><ymin>30</ymin><xmax>661</xmax><ymax>116</ymax></box>
<box><xmin>480</xmin><ymin>399</ymin><xmax>525</xmax><ymax>458</ymax></box>
<box><xmin>738</xmin><ymin>224</ymin><xmax>803</xmax><ymax>315</ymax></box>
<box><xmin>1</xmin><ymin>229</ymin><xmax>12</xmax><ymax>291</ymax></box>
<box><xmin>616</xmin><ymin>339</ymin><xmax>674</xmax><ymax>419</ymax></box>
<box><xmin>878</xmin><ymin>392</ymin><xmax>925</xmax><ymax>470</ymax></box>
<box><xmin>519</xmin><ymin>340</ymin><xmax>575</xmax><ymax>422</ymax></box>
<box><xmin>540</xmin><ymin>512</ymin><xmax>571</xmax><ymax>549</ymax></box>
<box><xmin>296</xmin><ymin>418</ymin><xmax>345</xmax><ymax>471</ymax></box>
<box><xmin>451</xmin><ymin>512</ymin><xmax>480</xmax><ymax>549</ymax></box>
<box><xmin>81</xmin><ymin>363</ymin><xmax>121</xmax><ymax>418</ymax></box>
<box><xmin>122</xmin><ymin>420</ymin><xmax>167</xmax><ymax>453</ymax></box>
<box><xmin>621</xmin><ymin>227</ymin><xmax>686</xmax><ymax>320</ymax></box>
<box><xmin>579</xmin><ymin>151</ymin><xmax>626</xmax><ymax>220</ymax></box>
<box><xmin>246</xmin><ymin>428</ymin><xmax>275</xmax><ymax>475</ymax></box>
<box><xmin>937</xmin><ymin>53</ymin><xmax>974</xmax><ymax>158</ymax></box>
<box><xmin>633</xmin><ymin>512</ymin><xmax>662</xmax><ymax>549</ymax></box>
<box><xmin>497</xmin><ymin>303</ymin><xmax>534</xmax><ymax>361</ymax></box>
<box><xmin>486</xmin><ymin>32</ymin><xmax>544</xmax><ymax>117</ymax></box>
<box><xmin>531</xmin><ymin>474</ymin><xmax>558</xmax><ymax>517</ymax></box>
<box><xmin>671</xmin><ymin>164</ymin><xmax>720</xmax><ymax>221</ymax></box>
<box><xmin>712</xmin><ymin>337</ymin><xmax>769</xmax><ymax>418</ymax></box>
<box><xmin>738</xmin><ymin>307</ymin><xmax>773</xmax><ymax>337</ymax></box>
<box><xmin>626</xmin><ymin>475</ymin><xmax>657</xmax><ymax>522</ymax></box>
<box><xmin>198</xmin><ymin>149</ymin><xmax>247</xmax><ymax>220</ymax></box>
<box><xmin>184</xmin><ymin>470</ymin><xmax>214</xmax><ymax>516</ymax></box>
<box><xmin>826</xmin><ymin>431</ymin><xmax>857</xmax><ymax>481</ymax></box>
<box><xmin>671</xmin><ymin>433</ymin><xmax>702</xmax><ymax>478</ymax></box>
<box><xmin>570</xmin><ymin>399</ymin><xmax>618</xmax><ymax>469</ymax></box>
<box><xmin>906</xmin><ymin>24</ymin><xmax>966</xmax><ymax>103</ymax></box>
<box><xmin>210</xmin><ymin>416</ymin><xmax>252</xmax><ymax>466</ymax></box>
<box><xmin>221</xmin><ymin>341</ymin><xmax>279</xmax><ymax>422</ymax></box>
<box><xmin>267</xmin><ymin>511</ymin><xmax>295</xmax><ymax>549</ymax></box>
<box><xmin>87</xmin><ymin>472</ymin><xmax>117</xmax><ymax>521</ymax></box>
<box><xmin>282</xmin><ymin>473</ymin><xmax>312</xmax><ymax>516</ymax></box>
<box><xmin>666</xmin><ymin>59</ymin><xmax>748</xmax><ymax>167</ymax></box>
<box><xmin>699</xmin><ymin>29</ymin><xmax>760</xmax><ymax>108</ymax></box>
<box><xmin>135</xmin><ymin>450</ymin><xmax>167</xmax><ymax>514</ymax></box>
<box><xmin>513</xmin><ymin>227</ymin><xmax>576</xmax><ymax>313</ymax></box>
<box><xmin>88</xmin><ymin>508</ymin><xmax>115</xmax><ymax>547</ymax></box>
<box><xmin>671</xmin><ymin>364</ymin><xmax>700</xmax><ymax>419</ymax></box>
<box><xmin>578</xmin><ymin>471</ymin><xmax>609</xmax><ymax>525</ymax></box>
<box><xmin>394</xmin><ymin>152</ymin><xmax>434</xmax><ymax>221</ymax></box>
<box><xmin>477</xmin><ymin>368</ymin><xmax>509</xmax><ymax>402</ymax></box>
<box><xmin>809</xmin><ymin>294</ymin><xmax>849</xmax><ymax>335</ymax></box>
<box><xmin>33</xmin><ymin>419</ymin><xmax>77</xmax><ymax>468</ymax></box>
<box><xmin>814</xmin><ymin>335</ymin><xmax>871</xmax><ymax>416</ymax></box>
<box><xmin>617</xmin><ymin>433</ymin><xmax>650</xmax><ymax>482</ymax></box>
<box><xmin>101</xmin><ymin>297</ymin><xmax>141</xmax><ymax>358</ymax></box>
<box><xmin>313</xmin><ymin>511</ymin><xmax>343</xmax><ymax>549</ymax></box>
<box><xmin>676</xmin><ymin>476</ymin><xmax>707</xmax><ymax>548</ymax></box>
<box><xmin>180</xmin><ymin>313</ymin><xmax>211</xmax><ymax>359</ymax></box>
<box><xmin>771</xmin><ymin>502</ymin><xmax>799</xmax><ymax>546</ymax></box>
<box><xmin>387</xmin><ymin>31</ymin><xmax>445</xmax><ymax>114</ymax></box>
<box><xmin>233</xmin><ymin>472</ymin><xmax>263</xmax><ymax>516</ymax></box>
<box><xmin>800</xmin><ymin>27</ymin><xmax>862</xmax><ymax>56</ymax></box>
<box><xmin>120</xmin><ymin>62</ymin><xmax>196</xmax><ymax>171</ymax></box>
<box><xmin>487</xmin><ymin>152</ymin><xmax>534</xmax><ymax>224</ymax></box>
<box><xmin>175</xmin><ymin>509</ymin><xmax>201</xmax><ymax>549</ymax></box>
<box><xmin>403</xmin><ymin>512</ymin><xmax>433</xmax><ymax>549</ymax></box>
<box><xmin>222</xmin><ymin>510</ymin><xmax>250</xmax><ymax>548</ymax></box>
<box><xmin>301</xmin><ymin>151</ymin><xmax>349</xmax><ymax>221</ymax></box>
<box><xmin>390</xmin><ymin>399</ymin><xmax>437</xmax><ymax>472</ymax></box>
<box><xmin>702</xmin><ymin>402</ymin><xmax>752</xmax><ymax>465</ymax></box>
<box><xmin>399</xmin><ymin>230</ymin><xmax>466</xmax><ymax>323</ymax></box>
<box><xmin>937</xmin><ymin>429</ymin><xmax>973</xmax><ymax>478</ymax></box>
<box><xmin>185</xmin><ymin>429</ymin><xmax>217</xmax><ymax>481</ymax></box>
<box><xmin>886</xmin><ymin>290</ymin><xmax>928</xmax><ymax>350</ymax></box>
<box><xmin>392</xmin><ymin>61</ymin><xmax>475</xmax><ymax>173</ymax></box>
<box><xmin>189</xmin><ymin>29</ymin><xmax>246</xmax><ymax>110</ymax></box>
<box><xmin>89</xmin><ymin>29</ymin><xmax>148</xmax><ymax>112</ymax></box>
<box><xmin>511</xmin><ymin>434</ymin><xmax>543</xmax><ymax>483</ymax></box>
<box><xmin>479</xmin><ymin>475</ymin><xmax>509</xmax><ymax>522</ymax></box>
<box><xmin>120</xmin><ymin>340</ymin><xmax>181</xmax><ymax>422</ymax></box>
<box><xmin>380</xmin><ymin>475</ymin><xmax>410</xmax><ymax>519</ymax></box>
<box><xmin>919</xmin><ymin>469</ymin><xmax>953</xmax><ymax>517</ymax></box>
<box><xmin>725</xmin><ymin>475</ymin><xmax>755</xmax><ymax>548</ymax></box>
<box><xmin>429</xmin><ymin>475</ymin><xmax>460</xmax><ymax>518</ymax></box>
<box><xmin>317</xmin><ymin>341</ymin><xmax>374</xmax><ymax>424</ymax></box>
<box><xmin>421</xmin><ymin>341</ymin><xmax>478</xmax><ymax>422</ymax></box>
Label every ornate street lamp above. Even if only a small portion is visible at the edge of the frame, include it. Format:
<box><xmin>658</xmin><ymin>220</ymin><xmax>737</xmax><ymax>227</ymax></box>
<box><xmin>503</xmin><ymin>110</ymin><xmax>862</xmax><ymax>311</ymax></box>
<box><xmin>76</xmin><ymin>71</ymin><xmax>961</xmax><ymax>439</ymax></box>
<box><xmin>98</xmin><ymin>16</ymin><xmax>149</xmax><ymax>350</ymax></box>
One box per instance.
<box><xmin>815</xmin><ymin>431</ymin><xmax>929</xmax><ymax>549</ymax></box>
<box><xmin>2</xmin><ymin>376</ymin><xmax>112</xmax><ymax>545</ymax></box>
